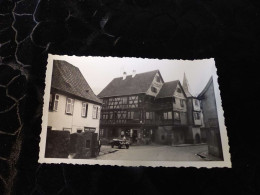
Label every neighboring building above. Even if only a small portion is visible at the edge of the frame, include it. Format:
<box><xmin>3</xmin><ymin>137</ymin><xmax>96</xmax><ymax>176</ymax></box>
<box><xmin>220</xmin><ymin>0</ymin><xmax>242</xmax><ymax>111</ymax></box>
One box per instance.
<box><xmin>98</xmin><ymin>70</ymin><xmax>203</xmax><ymax>145</ymax></box>
<box><xmin>48</xmin><ymin>60</ymin><xmax>102</xmax><ymax>134</ymax></box>
<box><xmin>155</xmin><ymin>80</ymin><xmax>188</xmax><ymax>145</ymax></box>
<box><xmin>198</xmin><ymin>76</ymin><xmax>223</xmax><ymax>159</ymax></box>
<box><xmin>182</xmin><ymin>73</ymin><xmax>205</xmax><ymax>144</ymax></box>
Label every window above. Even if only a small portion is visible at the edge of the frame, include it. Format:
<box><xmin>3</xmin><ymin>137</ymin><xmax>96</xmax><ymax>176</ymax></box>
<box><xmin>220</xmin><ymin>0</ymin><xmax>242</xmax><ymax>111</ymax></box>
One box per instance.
<box><xmin>53</xmin><ymin>95</ymin><xmax>59</xmax><ymax>111</ymax></box>
<box><xmin>163</xmin><ymin>111</ymin><xmax>172</xmax><ymax>120</ymax></box>
<box><xmin>180</xmin><ymin>99</ymin><xmax>184</xmax><ymax>107</ymax></box>
<box><xmin>103</xmin><ymin>99</ymin><xmax>108</xmax><ymax>107</ymax></box>
<box><xmin>100</xmin><ymin>129</ymin><xmax>104</xmax><ymax>137</ymax></box>
<box><xmin>146</xmin><ymin>112</ymin><xmax>154</xmax><ymax>120</ymax></box>
<box><xmin>168</xmin><ymin>111</ymin><xmax>172</xmax><ymax>119</ymax></box>
<box><xmin>109</xmin><ymin>112</ymin><xmax>114</xmax><ymax>119</ymax></box>
<box><xmin>151</xmin><ymin>86</ymin><xmax>157</xmax><ymax>93</ymax></box>
<box><xmin>102</xmin><ymin>112</ymin><xmax>109</xmax><ymax>120</ymax></box>
<box><xmin>65</xmin><ymin>98</ymin><xmax>74</xmax><ymax>114</ymax></box>
<box><xmin>82</xmin><ymin>102</ymin><xmax>88</xmax><ymax>117</ymax></box>
<box><xmin>194</xmin><ymin>112</ymin><xmax>200</xmax><ymax>120</ymax></box>
<box><xmin>163</xmin><ymin>112</ymin><xmax>168</xmax><ymax>119</ymax></box>
<box><xmin>174</xmin><ymin>112</ymin><xmax>180</xmax><ymax>120</ymax></box>
<box><xmin>122</xmin><ymin>97</ymin><xmax>128</xmax><ymax>104</ymax></box>
<box><xmin>177</xmin><ymin>88</ymin><xmax>181</xmax><ymax>93</ymax></box>
<box><xmin>133</xmin><ymin>111</ymin><xmax>140</xmax><ymax>120</ymax></box>
<box><xmin>173</xmin><ymin>97</ymin><xmax>176</xmax><ymax>104</ymax></box>
<box><xmin>49</xmin><ymin>94</ymin><xmax>53</xmax><ymax>110</ymax></box>
<box><xmin>128</xmin><ymin>111</ymin><xmax>134</xmax><ymax>119</ymax></box>
<box><xmin>92</xmin><ymin>105</ymin><xmax>99</xmax><ymax>119</ymax></box>
<box><xmin>49</xmin><ymin>94</ymin><xmax>59</xmax><ymax>111</ymax></box>
<box><xmin>194</xmin><ymin>99</ymin><xmax>199</xmax><ymax>106</ymax></box>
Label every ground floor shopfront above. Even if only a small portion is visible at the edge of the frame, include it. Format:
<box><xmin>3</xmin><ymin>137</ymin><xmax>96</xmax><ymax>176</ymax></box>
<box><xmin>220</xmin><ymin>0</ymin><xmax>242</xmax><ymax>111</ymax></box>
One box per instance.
<box><xmin>100</xmin><ymin>125</ymin><xmax>156</xmax><ymax>145</ymax></box>
<box><xmin>100</xmin><ymin>124</ymin><xmax>205</xmax><ymax>145</ymax></box>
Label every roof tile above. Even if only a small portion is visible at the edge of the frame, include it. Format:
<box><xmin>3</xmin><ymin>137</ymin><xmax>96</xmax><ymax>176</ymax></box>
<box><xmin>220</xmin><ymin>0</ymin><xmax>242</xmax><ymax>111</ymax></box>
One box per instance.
<box><xmin>51</xmin><ymin>60</ymin><xmax>102</xmax><ymax>104</ymax></box>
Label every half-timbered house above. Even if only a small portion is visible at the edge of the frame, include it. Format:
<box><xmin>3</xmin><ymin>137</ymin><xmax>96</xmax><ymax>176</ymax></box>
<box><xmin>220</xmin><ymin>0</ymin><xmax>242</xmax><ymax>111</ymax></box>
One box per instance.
<box><xmin>98</xmin><ymin>70</ymin><xmax>164</xmax><ymax>144</ymax></box>
<box><xmin>98</xmin><ymin>70</ymin><xmax>207</xmax><ymax>145</ymax></box>
<box><xmin>155</xmin><ymin>80</ymin><xmax>189</xmax><ymax>145</ymax></box>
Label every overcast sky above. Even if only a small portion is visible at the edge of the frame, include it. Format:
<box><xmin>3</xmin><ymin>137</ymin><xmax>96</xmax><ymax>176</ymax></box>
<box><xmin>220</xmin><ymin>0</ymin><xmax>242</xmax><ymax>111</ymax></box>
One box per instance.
<box><xmin>49</xmin><ymin>55</ymin><xmax>216</xmax><ymax>97</ymax></box>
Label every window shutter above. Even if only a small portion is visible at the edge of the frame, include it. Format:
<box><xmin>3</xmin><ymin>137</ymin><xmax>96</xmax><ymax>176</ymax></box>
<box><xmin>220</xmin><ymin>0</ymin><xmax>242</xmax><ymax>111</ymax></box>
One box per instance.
<box><xmin>71</xmin><ymin>99</ymin><xmax>74</xmax><ymax>114</ymax></box>
<box><xmin>49</xmin><ymin>94</ymin><xmax>53</xmax><ymax>110</ymax></box>
<box><xmin>53</xmin><ymin>94</ymin><xmax>59</xmax><ymax>111</ymax></box>
<box><xmin>92</xmin><ymin>105</ymin><xmax>97</xmax><ymax>119</ymax></box>
<box><xmin>82</xmin><ymin>103</ymin><xmax>86</xmax><ymax>117</ymax></box>
<box><xmin>85</xmin><ymin>104</ymin><xmax>88</xmax><ymax>117</ymax></box>
<box><xmin>97</xmin><ymin>107</ymin><xmax>100</xmax><ymax>119</ymax></box>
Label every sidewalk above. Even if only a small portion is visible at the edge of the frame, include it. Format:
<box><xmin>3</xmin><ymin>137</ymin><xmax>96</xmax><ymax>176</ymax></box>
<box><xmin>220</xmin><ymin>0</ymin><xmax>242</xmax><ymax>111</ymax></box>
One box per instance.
<box><xmin>99</xmin><ymin>145</ymin><xmax>118</xmax><ymax>156</ymax></box>
<box><xmin>196</xmin><ymin>150</ymin><xmax>222</xmax><ymax>161</ymax></box>
<box><xmin>173</xmin><ymin>143</ymin><xmax>207</xmax><ymax>147</ymax></box>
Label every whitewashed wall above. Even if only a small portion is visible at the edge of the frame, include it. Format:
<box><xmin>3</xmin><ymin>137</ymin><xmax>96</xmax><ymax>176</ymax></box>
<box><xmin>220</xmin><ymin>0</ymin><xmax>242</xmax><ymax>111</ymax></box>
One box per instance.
<box><xmin>146</xmin><ymin>72</ymin><xmax>164</xmax><ymax>96</ymax></box>
<box><xmin>48</xmin><ymin>93</ymin><xmax>101</xmax><ymax>134</ymax></box>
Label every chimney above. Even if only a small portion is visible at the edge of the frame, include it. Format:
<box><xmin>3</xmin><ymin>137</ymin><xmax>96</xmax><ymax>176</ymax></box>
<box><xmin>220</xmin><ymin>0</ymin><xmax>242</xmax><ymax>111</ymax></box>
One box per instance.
<box><xmin>122</xmin><ymin>71</ymin><xmax>127</xmax><ymax>80</ymax></box>
<box><xmin>132</xmin><ymin>70</ymin><xmax>136</xmax><ymax>78</ymax></box>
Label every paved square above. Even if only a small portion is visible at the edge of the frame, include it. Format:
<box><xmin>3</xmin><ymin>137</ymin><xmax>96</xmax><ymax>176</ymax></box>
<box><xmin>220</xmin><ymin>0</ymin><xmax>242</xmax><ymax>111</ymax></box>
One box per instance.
<box><xmin>97</xmin><ymin>144</ymin><xmax>209</xmax><ymax>161</ymax></box>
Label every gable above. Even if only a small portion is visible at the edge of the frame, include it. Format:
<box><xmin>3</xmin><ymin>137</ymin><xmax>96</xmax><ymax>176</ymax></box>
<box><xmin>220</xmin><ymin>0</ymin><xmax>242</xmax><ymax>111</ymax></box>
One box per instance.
<box><xmin>52</xmin><ymin>60</ymin><xmax>102</xmax><ymax>105</ymax></box>
<box><xmin>173</xmin><ymin>82</ymin><xmax>186</xmax><ymax>98</ymax></box>
<box><xmin>146</xmin><ymin>72</ymin><xmax>164</xmax><ymax>97</ymax></box>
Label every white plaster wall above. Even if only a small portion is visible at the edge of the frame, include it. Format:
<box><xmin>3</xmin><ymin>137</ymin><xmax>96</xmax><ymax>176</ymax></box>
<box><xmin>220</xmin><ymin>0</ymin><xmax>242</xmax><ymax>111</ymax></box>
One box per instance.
<box><xmin>48</xmin><ymin>93</ymin><xmax>101</xmax><ymax>134</ymax></box>
<box><xmin>146</xmin><ymin>73</ymin><xmax>164</xmax><ymax>96</ymax></box>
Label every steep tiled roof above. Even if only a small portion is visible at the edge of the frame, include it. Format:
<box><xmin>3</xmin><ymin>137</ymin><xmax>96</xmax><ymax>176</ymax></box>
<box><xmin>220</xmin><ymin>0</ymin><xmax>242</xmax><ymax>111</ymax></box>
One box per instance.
<box><xmin>51</xmin><ymin>60</ymin><xmax>102</xmax><ymax>104</ymax></box>
<box><xmin>156</xmin><ymin>80</ymin><xmax>179</xmax><ymax>99</ymax></box>
<box><xmin>98</xmin><ymin>70</ymin><xmax>160</xmax><ymax>98</ymax></box>
<box><xmin>197</xmin><ymin>76</ymin><xmax>213</xmax><ymax>98</ymax></box>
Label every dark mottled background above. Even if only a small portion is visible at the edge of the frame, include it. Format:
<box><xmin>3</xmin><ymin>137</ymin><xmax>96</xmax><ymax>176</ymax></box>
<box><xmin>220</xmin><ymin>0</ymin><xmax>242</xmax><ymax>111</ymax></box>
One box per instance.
<box><xmin>0</xmin><ymin>0</ymin><xmax>260</xmax><ymax>194</ymax></box>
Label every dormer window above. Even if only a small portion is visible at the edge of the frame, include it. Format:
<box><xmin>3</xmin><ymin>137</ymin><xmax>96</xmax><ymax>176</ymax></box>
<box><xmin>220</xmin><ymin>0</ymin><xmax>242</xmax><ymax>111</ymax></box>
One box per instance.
<box><xmin>151</xmin><ymin>86</ymin><xmax>157</xmax><ymax>93</ymax></box>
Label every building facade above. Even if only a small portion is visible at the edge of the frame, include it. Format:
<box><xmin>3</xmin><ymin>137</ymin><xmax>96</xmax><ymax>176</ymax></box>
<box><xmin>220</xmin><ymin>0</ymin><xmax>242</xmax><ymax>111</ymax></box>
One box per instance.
<box><xmin>182</xmin><ymin>73</ymin><xmax>205</xmax><ymax>144</ymax></box>
<box><xmin>198</xmin><ymin>77</ymin><xmax>223</xmax><ymax>159</ymax></box>
<box><xmin>47</xmin><ymin>60</ymin><xmax>102</xmax><ymax>134</ymax></box>
<box><xmin>98</xmin><ymin>70</ymin><xmax>203</xmax><ymax>145</ymax></box>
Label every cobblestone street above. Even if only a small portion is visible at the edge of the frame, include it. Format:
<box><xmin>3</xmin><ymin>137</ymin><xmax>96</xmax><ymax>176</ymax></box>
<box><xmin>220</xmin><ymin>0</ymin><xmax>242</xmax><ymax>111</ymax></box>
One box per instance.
<box><xmin>96</xmin><ymin>144</ymin><xmax>209</xmax><ymax>161</ymax></box>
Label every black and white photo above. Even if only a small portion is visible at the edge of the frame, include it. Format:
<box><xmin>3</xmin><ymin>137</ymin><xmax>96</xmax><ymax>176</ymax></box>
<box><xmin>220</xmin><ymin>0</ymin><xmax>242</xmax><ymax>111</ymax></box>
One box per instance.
<box><xmin>39</xmin><ymin>54</ymin><xmax>231</xmax><ymax>168</ymax></box>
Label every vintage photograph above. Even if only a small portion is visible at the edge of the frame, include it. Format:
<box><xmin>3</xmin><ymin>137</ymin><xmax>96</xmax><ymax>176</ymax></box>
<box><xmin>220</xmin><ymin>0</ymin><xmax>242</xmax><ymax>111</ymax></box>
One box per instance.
<box><xmin>39</xmin><ymin>55</ymin><xmax>231</xmax><ymax>167</ymax></box>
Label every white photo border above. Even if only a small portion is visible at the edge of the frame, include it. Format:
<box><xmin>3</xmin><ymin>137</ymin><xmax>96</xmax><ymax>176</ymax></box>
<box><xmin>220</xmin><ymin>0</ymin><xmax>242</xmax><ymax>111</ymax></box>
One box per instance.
<box><xmin>38</xmin><ymin>54</ymin><xmax>231</xmax><ymax>168</ymax></box>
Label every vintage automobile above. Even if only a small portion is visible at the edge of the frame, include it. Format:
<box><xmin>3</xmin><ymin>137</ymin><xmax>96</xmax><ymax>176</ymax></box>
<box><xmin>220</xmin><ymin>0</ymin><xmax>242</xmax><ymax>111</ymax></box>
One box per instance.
<box><xmin>111</xmin><ymin>138</ymin><xmax>130</xmax><ymax>149</ymax></box>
